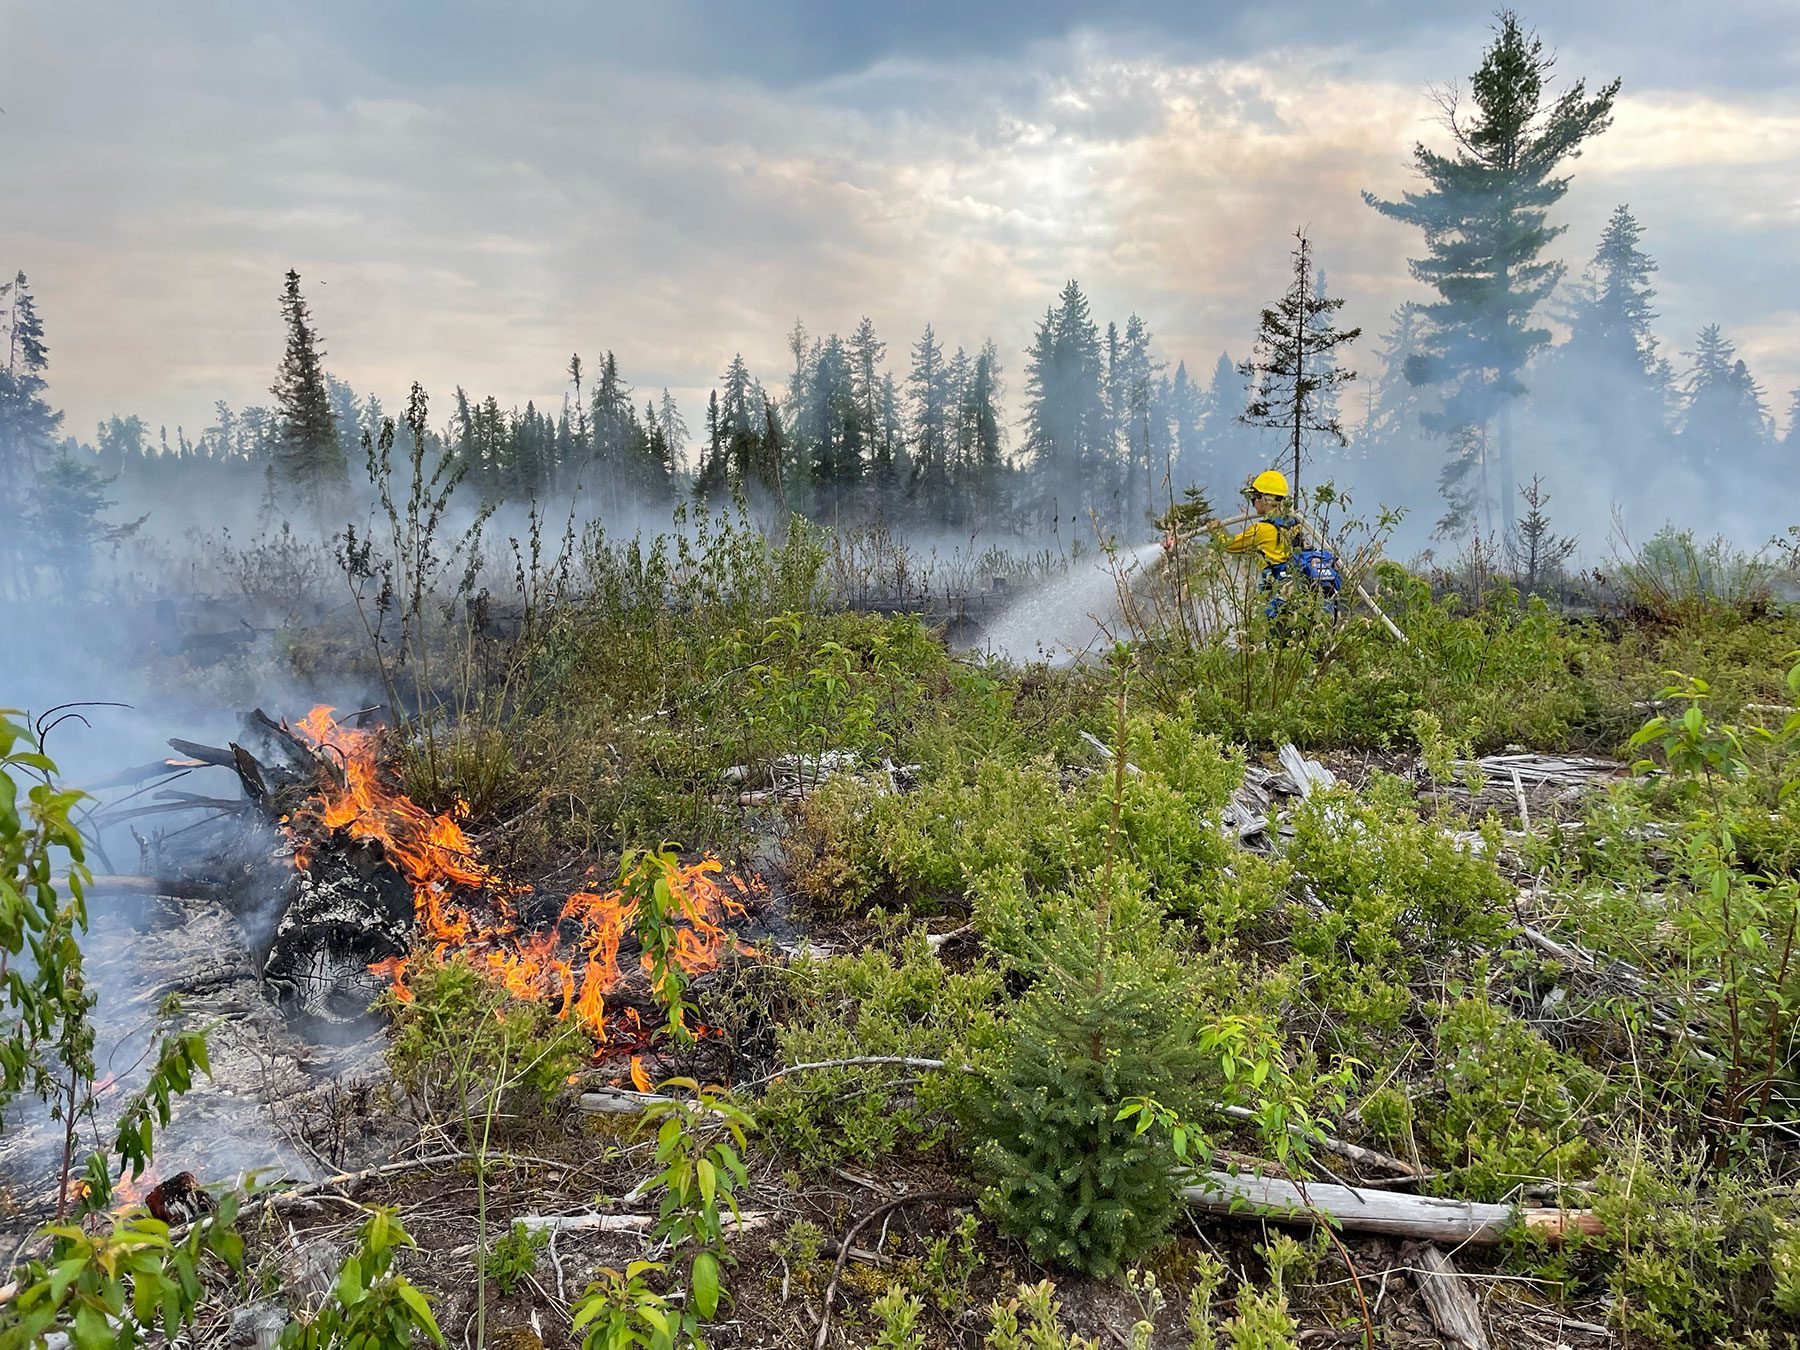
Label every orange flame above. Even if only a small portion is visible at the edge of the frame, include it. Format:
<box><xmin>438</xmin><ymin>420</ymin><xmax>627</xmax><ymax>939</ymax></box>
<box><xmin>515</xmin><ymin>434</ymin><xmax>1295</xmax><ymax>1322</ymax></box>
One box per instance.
<box><xmin>287</xmin><ymin>706</ymin><xmax>759</xmax><ymax>1048</ymax></box>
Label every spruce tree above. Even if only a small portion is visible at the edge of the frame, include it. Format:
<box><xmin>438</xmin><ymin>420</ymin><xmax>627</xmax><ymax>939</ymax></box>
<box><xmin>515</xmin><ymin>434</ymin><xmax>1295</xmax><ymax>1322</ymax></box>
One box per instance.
<box><xmin>1528</xmin><ymin>204</ymin><xmax>1670</xmax><ymax>513</ymax></box>
<box><xmin>696</xmin><ymin>389</ymin><xmax>726</xmax><ymax>500</ymax></box>
<box><xmin>270</xmin><ymin>270</ymin><xmax>346</xmax><ymax>516</ymax></box>
<box><xmin>1023</xmin><ymin>282</ymin><xmax>1106</xmax><ymax>527</ymax></box>
<box><xmin>1196</xmin><ymin>351</ymin><xmax>1254</xmax><ymax>494</ymax></box>
<box><xmin>1117</xmin><ymin>313</ymin><xmax>1163</xmax><ymax>522</ymax></box>
<box><xmin>0</xmin><ymin>273</ymin><xmax>65</xmax><ymax>597</ymax></box>
<box><xmin>1238</xmin><ymin>232</ymin><xmax>1360</xmax><ymax>497</ymax></box>
<box><xmin>1168</xmin><ymin>360</ymin><xmax>1205</xmax><ymax>489</ymax></box>
<box><xmin>848</xmin><ymin>316</ymin><xmax>887</xmax><ymax>446</ymax></box>
<box><xmin>658</xmin><ymin>388</ymin><xmax>688</xmax><ymax>477</ymax></box>
<box><xmin>565</xmin><ymin>353</ymin><xmax>587</xmax><ymax>493</ymax></box>
<box><xmin>1363</xmin><ymin>12</ymin><xmax>1618</xmax><ymax>537</ymax></box>
<box><xmin>1678</xmin><ymin>325</ymin><xmax>1769</xmax><ymax>475</ymax></box>
<box><xmin>590</xmin><ymin>352</ymin><xmax>634</xmax><ymax>515</ymax></box>
<box><xmin>0</xmin><ymin>273</ymin><xmax>64</xmax><ymax>491</ymax></box>
<box><xmin>31</xmin><ymin>451</ymin><xmax>145</xmax><ymax>598</ymax></box>
<box><xmin>1568</xmin><ymin>205</ymin><xmax>1661</xmax><ymax>377</ymax></box>
<box><xmin>908</xmin><ymin>323</ymin><xmax>951</xmax><ymax>521</ymax></box>
<box><xmin>966</xmin><ymin>341</ymin><xmax>1005</xmax><ymax>522</ymax></box>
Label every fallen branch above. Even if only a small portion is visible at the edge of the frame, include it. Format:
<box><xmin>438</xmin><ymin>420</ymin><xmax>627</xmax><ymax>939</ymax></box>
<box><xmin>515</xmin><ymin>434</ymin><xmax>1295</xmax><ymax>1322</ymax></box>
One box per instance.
<box><xmin>814</xmin><ymin>1190</ymin><xmax>968</xmax><ymax>1350</ymax></box>
<box><xmin>578</xmin><ymin>1088</ymin><xmax>677</xmax><ymax>1115</ymax></box>
<box><xmin>1181</xmin><ymin>1170</ymin><xmax>1602</xmax><ymax>1245</ymax></box>
<box><xmin>87</xmin><ymin>874</ymin><xmax>229</xmax><ymax>902</ymax></box>
<box><xmin>515</xmin><ymin>1209</ymin><xmax>771</xmax><ymax>1236</ymax></box>
<box><xmin>733</xmin><ymin>1056</ymin><xmax>965</xmax><ymax>1094</ymax></box>
<box><xmin>1401</xmin><ymin>1242</ymin><xmax>1489</xmax><ymax>1349</ymax></box>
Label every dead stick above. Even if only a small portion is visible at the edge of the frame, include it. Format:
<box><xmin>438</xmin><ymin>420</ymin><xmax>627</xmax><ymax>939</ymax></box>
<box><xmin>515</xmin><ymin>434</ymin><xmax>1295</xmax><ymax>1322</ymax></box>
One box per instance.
<box><xmin>1401</xmin><ymin>1243</ymin><xmax>1490</xmax><ymax>1350</ymax></box>
<box><xmin>1213</xmin><ymin>1105</ymin><xmax>1418</xmax><ymax>1178</ymax></box>
<box><xmin>814</xmin><ymin>1190</ymin><xmax>967</xmax><ymax>1350</ymax></box>
<box><xmin>244</xmin><ymin>1149</ymin><xmax>602</xmax><ymax>1212</ymax></box>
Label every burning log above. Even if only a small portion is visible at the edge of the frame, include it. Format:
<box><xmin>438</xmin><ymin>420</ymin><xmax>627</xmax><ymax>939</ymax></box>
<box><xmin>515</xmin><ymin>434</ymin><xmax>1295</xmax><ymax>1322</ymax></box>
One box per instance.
<box><xmin>101</xmin><ymin>705</ymin><xmax>762</xmax><ymax>1048</ymax></box>
<box><xmin>144</xmin><ymin>1171</ymin><xmax>213</xmax><ymax>1225</ymax></box>
<box><xmin>261</xmin><ymin>841</ymin><xmax>413</xmax><ymax>1024</ymax></box>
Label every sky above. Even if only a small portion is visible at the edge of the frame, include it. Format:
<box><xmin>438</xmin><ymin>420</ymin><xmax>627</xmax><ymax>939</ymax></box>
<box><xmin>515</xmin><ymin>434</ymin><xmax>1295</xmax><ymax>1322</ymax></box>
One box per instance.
<box><xmin>3</xmin><ymin>0</ymin><xmax>1797</xmax><ymax>448</ymax></box>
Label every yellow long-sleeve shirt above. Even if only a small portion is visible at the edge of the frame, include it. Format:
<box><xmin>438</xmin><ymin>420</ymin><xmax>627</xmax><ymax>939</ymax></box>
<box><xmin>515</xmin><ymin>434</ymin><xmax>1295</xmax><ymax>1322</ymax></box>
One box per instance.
<box><xmin>1222</xmin><ymin>518</ymin><xmax>1295</xmax><ymax>565</ymax></box>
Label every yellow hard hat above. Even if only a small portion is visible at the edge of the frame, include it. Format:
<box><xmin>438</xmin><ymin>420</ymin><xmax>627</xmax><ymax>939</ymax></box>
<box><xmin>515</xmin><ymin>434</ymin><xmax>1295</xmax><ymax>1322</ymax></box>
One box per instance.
<box><xmin>1248</xmin><ymin>469</ymin><xmax>1289</xmax><ymax>498</ymax></box>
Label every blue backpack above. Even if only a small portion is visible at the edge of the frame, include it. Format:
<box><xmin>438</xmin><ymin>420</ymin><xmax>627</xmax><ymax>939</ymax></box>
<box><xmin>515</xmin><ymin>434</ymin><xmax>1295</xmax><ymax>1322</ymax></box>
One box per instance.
<box><xmin>1293</xmin><ymin>547</ymin><xmax>1342</xmax><ymax>595</ymax></box>
<box><xmin>1266</xmin><ymin>517</ymin><xmax>1342</xmax><ymax>597</ymax></box>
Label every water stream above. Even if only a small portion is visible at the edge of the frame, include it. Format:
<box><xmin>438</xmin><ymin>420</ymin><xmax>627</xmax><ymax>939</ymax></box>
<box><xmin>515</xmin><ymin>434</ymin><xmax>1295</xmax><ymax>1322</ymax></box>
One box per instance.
<box><xmin>975</xmin><ymin>540</ymin><xmax>1166</xmax><ymax>665</ymax></box>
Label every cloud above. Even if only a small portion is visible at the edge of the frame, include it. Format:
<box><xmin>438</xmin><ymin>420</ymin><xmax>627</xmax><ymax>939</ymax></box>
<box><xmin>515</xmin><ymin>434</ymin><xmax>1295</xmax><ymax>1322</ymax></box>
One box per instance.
<box><xmin>5</xmin><ymin>6</ymin><xmax>1796</xmax><ymax>452</ymax></box>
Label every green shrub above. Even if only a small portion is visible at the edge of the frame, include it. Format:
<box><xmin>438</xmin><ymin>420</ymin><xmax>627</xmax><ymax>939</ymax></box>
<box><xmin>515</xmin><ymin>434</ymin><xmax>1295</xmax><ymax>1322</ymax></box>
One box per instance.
<box><xmin>1418</xmin><ymin>991</ymin><xmax>1608</xmax><ymax>1200</ymax></box>
<box><xmin>788</xmin><ymin>709</ymin><xmax>1261</xmax><ymax>949</ymax></box>
<box><xmin>754</xmin><ymin>929</ymin><xmax>1001</xmax><ymax>1170</ymax></box>
<box><xmin>870</xmin><ymin>1287</ymin><xmax>927</xmax><ymax>1350</ymax></box>
<box><xmin>481</xmin><ymin>1221</ymin><xmax>549</xmax><ymax>1297</ymax></box>
<box><xmin>1577</xmin><ymin>1143</ymin><xmax>1800</xmax><ymax>1347</ymax></box>
<box><xmin>1278</xmin><ymin>776</ymin><xmax>1510</xmax><ymax>1046</ymax></box>
<box><xmin>983</xmin><ymin>1281</ymin><xmax>1101</xmax><ymax>1350</ymax></box>
<box><xmin>383</xmin><ymin>955</ymin><xmax>584</xmax><ymax>1123</ymax></box>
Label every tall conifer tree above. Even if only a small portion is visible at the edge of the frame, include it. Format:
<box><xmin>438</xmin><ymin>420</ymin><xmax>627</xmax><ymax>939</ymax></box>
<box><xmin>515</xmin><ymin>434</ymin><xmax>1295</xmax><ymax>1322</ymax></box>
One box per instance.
<box><xmin>270</xmin><ymin>270</ymin><xmax>345</xmax><ymax>515</ymax></box>
<box><xmin>1364</xmin><ymin>12</ymin><xmax>1618</xmax><ymax>537</ymax></box>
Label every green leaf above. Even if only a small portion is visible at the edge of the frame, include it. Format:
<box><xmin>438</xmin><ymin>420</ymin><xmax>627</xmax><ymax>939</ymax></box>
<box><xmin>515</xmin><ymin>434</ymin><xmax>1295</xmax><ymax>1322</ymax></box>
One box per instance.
<box><xmin>395</xmin><ymin>1280</ymin><xmax>444</xmax><ymax>1344</ymax></box>
<box><xmin>691</xmin><ymin>1251</ymin><xmax>720</xmax><ymax>1319</ymax></box>
<box><xmin>335</xmin><ymin>1254</ymin><xmax>364</xmax><ymax>1305</ymax></box>
<box><xmin>73</xmin><ymin>1300</ymin><xmax>113</xmax><ymax>1350</ymax></box>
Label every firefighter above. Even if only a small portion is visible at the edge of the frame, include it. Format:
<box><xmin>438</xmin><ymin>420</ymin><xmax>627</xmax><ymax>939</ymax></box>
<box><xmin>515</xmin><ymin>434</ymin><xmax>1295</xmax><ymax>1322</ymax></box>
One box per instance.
<box><xmin>1160</xmin><ymin>470</ymin><xmax>1298</xmax><ymax>616</ymax></box>
<box><xmin>1218</xmin><ymin>469</ymin><xmax>1302</xmax><ymax>621</ymax></box>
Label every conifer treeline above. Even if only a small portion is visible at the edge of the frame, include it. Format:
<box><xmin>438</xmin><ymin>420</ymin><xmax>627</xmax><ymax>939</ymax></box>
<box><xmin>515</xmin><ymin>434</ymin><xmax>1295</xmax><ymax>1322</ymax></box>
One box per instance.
<box><xmin>9</xmin><ymin>213</ymin><xmax>1794</xmax><ymax>563</ymax></box>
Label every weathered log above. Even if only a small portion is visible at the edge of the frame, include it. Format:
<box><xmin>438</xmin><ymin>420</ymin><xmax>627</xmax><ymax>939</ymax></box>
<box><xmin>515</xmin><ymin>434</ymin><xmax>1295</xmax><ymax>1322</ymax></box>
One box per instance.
<box><xmin>227</xmin><ymin>1301</ymin><xmax>289</xmax><ymax>1350</ymax></box>
<box><xmin>1276</xmin><ymin>744</ymin><xmax>1337</xmax><ymax>799</ymax></box>
<box><xmin>513</xmin><ymin>1209</ymin><xmax>771</xmax><ymax>1236</ymax></box>
<box><xmin>1401</xmin><ymin>1242</ymin><xmax>1490</xmax><ymax>1349</ymax></box>
<box><xmin>1181</xmin><ymin>1171</ymin><xmax>1603</xmax><ymax>1245</ymax></box>
<box><xmin>1079</xmin><ymin>731</ymin><xmax>1141</xmax><ymax>776</ymax></box>
<box><xmin>578</xmin><ymin>1087</ymin><xmax>674</xmax><ymax>1115</ymax></box>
